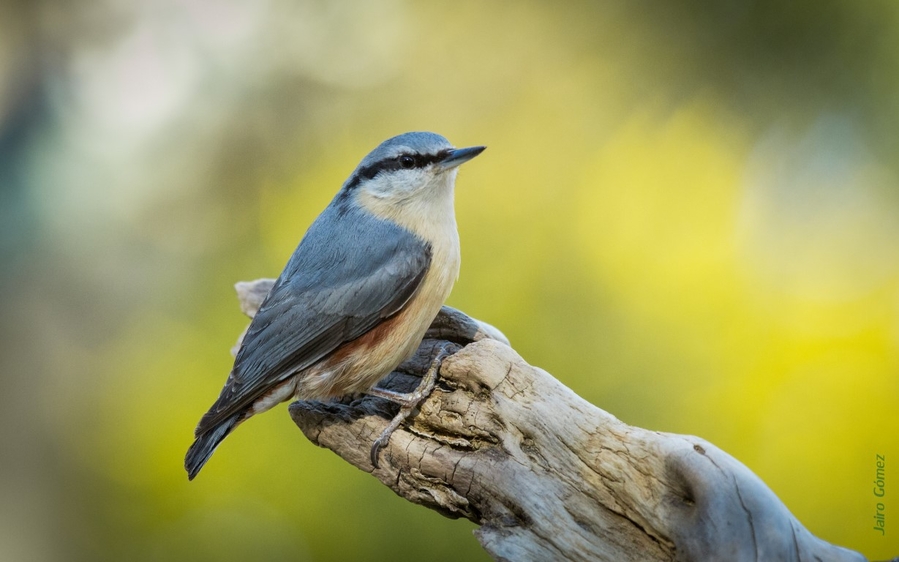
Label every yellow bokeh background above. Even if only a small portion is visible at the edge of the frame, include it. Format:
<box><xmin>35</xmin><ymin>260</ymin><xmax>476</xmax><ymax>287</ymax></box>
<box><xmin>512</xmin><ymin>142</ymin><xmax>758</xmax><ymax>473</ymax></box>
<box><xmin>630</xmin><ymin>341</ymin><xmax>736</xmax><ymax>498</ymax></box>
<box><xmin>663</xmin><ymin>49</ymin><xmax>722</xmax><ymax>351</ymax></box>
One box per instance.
<box><xmin>1</xmin><ymin>1</ymin><xmax>897</xmax><ymax>560</ymax></box>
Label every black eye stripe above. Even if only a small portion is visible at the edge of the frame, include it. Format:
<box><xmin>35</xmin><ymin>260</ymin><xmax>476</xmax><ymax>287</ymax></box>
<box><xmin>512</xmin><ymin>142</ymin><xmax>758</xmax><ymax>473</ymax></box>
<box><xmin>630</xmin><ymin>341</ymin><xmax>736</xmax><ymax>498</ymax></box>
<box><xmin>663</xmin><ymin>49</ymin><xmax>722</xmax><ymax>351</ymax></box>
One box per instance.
<box><xmin>346</xmin><ymin>149</ymin><xmax>452</xmax><ymax>189</ymax></box>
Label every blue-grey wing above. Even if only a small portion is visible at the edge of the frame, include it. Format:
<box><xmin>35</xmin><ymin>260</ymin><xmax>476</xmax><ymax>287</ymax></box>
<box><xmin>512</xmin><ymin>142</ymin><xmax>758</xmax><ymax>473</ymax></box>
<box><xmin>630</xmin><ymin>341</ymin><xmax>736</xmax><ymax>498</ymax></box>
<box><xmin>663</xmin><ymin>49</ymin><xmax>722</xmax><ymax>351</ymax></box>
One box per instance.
<box><xmin>194</xmin><ymin>203</ymin><xmax>431</xmax><ymax>436</ymax></box>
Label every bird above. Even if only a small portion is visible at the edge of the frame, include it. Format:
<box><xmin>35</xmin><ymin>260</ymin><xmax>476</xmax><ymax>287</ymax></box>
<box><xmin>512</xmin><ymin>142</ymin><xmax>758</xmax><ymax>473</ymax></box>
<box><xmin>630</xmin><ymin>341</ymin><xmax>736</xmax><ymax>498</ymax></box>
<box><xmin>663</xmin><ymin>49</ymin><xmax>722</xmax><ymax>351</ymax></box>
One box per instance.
<box><xmin>185</xmin><ymin>131</ymin><xmax>485</xmax><ymax>479</ymax></box>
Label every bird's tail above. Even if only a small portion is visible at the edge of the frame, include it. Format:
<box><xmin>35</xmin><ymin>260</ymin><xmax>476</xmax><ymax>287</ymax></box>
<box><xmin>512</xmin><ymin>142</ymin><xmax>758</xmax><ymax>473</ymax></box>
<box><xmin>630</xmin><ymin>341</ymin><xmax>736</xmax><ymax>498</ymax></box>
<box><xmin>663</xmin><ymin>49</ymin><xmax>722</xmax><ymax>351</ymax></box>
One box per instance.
<box><xmin>185</xmin><ymin>413</ymin><xmax>241</xmax><ymax>480</ymax></box>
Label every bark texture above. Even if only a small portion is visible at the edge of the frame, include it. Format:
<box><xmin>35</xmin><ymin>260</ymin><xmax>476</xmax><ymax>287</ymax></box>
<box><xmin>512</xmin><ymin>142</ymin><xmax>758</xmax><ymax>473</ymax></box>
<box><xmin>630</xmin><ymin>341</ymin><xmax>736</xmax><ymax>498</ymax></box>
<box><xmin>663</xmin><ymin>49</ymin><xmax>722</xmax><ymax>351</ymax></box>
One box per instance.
<box><xmin>234</xmin><ymin>278</ymin><xmax>874</xmax><ymax>562</ymax></box>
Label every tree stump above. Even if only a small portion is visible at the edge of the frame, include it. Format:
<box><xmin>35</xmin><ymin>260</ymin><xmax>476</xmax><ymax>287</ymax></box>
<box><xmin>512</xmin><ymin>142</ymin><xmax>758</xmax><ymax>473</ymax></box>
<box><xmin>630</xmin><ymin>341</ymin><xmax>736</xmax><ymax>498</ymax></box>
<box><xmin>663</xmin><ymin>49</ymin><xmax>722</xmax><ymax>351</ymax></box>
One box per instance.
<box><xmin>233</xmin><ymin>278</ymin><xmax>877</xmax><ymax>562</ymax></box>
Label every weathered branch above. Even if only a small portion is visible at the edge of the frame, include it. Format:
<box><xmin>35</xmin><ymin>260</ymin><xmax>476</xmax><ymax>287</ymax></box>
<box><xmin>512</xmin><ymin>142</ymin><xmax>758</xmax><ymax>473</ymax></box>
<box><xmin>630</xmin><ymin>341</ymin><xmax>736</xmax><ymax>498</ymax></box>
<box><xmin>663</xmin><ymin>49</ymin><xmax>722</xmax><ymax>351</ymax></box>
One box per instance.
<box><xmin>234</xmin><ymin>278</ymin><xmax>874</xmax><ymax>562</ymax></box>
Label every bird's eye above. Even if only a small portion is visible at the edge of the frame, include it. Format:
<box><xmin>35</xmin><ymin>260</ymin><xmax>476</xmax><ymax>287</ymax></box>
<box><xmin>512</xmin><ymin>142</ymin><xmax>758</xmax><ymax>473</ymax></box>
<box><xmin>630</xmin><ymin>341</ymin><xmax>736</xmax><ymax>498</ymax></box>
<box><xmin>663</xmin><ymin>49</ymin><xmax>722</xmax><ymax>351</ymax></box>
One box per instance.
<box><xmin>399</xmin><ymin>155</ymin><xmax>415</xmax><ymax>169</ymax></box>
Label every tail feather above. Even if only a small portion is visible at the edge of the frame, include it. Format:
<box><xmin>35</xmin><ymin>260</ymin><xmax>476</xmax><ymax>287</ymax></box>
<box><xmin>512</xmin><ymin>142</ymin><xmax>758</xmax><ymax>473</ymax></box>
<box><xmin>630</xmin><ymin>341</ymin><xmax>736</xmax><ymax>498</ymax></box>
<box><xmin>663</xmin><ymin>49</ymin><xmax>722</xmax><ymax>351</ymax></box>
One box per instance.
<box><xmin>185</xmin><ymin>413</ymin><xmax>241</xmax><ymax>480</ymax></box>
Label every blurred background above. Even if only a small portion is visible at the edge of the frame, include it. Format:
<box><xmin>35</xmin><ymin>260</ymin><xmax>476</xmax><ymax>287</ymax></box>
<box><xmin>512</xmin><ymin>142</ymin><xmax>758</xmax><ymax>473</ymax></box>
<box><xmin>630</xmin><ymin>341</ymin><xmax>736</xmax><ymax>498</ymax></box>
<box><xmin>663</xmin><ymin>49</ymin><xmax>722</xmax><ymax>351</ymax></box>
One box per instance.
<box><xmin>1</xmin><ymin>0</ymin><xmax>898</xmax><ymax>560</ymax></box>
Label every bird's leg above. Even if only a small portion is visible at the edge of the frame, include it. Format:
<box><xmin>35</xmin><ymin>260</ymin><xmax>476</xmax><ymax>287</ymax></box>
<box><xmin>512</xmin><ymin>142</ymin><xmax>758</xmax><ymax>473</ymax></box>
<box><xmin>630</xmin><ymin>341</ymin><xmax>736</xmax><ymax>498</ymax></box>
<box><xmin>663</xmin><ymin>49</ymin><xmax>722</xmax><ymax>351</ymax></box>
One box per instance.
<box><xmin>367</xmin><ymin>343</ymin><xmax>452</xmax><ymax>468</ymax></box>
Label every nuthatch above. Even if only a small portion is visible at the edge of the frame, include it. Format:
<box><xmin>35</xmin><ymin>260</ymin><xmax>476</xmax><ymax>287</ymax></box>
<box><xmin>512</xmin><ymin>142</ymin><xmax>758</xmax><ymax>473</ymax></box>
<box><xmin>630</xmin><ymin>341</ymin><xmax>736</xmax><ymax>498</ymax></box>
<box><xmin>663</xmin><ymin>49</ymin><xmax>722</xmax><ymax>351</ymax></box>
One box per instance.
<box><xmin>185</xmin><ymin>132</ymin><xmax>485</xmax><ymax>479</ymax></box>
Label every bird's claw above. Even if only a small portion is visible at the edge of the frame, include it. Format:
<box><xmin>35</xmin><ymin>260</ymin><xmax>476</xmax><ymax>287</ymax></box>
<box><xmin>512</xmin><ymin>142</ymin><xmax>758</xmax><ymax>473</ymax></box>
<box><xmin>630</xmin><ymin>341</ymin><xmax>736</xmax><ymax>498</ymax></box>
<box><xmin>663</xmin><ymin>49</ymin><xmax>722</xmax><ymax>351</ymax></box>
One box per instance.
<box><xmin>368</xmin><ymin>343</ymin><xmax>452</xmax><ymax>468</ymax></box>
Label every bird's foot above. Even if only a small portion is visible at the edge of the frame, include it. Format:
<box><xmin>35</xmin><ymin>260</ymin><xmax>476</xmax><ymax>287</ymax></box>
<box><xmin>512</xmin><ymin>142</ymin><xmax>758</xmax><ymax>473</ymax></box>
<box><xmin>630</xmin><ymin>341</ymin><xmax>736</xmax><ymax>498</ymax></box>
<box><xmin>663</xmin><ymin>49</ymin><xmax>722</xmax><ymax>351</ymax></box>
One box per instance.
<box><xmin>366</xmin><ymin>343</ymin><xmax>452</xmax><ymax>468</ymax></box>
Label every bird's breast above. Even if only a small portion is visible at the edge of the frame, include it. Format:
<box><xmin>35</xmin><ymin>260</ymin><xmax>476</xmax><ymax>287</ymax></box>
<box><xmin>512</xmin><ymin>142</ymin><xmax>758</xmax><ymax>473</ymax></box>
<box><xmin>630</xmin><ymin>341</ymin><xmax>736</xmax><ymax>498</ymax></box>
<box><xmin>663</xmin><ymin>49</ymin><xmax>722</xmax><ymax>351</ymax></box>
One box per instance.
<box><xmin>296</xmin><ymin>231</ymin><xmax>460</xmax><ymax>400</ymax></box>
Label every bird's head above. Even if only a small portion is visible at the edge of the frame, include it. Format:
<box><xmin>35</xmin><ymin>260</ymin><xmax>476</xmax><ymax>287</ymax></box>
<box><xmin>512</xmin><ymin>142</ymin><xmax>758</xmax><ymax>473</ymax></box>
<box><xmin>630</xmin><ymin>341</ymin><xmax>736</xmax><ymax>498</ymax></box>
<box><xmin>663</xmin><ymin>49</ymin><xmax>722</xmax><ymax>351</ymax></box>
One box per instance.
<box><xmin>342</xmin><ymin>132</ymin><xmax>485</xmax><ymax>215</ymax></box>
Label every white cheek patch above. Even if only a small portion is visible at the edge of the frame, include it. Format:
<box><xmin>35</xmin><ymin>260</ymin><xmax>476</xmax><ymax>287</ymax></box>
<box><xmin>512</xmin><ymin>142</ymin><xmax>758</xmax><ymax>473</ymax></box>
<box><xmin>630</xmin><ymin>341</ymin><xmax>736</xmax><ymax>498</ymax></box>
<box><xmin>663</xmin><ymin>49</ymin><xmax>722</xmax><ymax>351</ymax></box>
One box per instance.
<box><xmin>365</xmin><ymin>169</ymin><xmax>425</xmax><ymax>199</ymax></box>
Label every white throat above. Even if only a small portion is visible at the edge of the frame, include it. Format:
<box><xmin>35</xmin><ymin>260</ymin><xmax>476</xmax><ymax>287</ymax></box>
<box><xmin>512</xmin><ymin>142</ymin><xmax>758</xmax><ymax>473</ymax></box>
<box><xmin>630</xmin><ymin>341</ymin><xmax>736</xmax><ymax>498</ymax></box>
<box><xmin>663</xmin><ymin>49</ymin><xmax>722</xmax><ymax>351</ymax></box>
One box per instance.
<box><xmin>355</xmin><ymin>169</ymin><xmax>461</xmax><ymax>281</ymax></box>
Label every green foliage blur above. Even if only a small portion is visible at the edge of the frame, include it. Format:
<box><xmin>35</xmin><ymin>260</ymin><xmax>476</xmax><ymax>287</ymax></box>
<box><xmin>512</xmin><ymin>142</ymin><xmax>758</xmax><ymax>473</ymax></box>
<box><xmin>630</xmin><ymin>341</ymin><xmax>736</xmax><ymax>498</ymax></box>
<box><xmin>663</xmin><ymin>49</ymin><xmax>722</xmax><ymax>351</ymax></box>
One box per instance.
<box><xmin>1</xmin><ymin>1</ymin><xmax>897</xmax><ymax>560</ymax></box>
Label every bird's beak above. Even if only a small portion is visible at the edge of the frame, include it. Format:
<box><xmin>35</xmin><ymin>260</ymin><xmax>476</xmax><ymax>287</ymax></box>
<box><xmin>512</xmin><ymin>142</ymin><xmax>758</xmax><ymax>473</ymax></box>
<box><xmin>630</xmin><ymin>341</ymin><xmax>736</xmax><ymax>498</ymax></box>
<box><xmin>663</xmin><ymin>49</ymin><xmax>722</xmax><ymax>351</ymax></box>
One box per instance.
<box><xmin>438</xmin><ymin>145</ymin><xmax>486</xmax><ymax>171</ymax></box>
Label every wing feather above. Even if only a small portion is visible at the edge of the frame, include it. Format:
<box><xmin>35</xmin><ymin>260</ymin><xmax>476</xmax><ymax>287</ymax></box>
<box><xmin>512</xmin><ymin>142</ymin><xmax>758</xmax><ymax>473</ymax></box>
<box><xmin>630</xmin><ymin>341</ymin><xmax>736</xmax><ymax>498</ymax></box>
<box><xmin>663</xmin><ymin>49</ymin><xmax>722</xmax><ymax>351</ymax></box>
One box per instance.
<box><xmin>194</xmin><ymin>202</ymin><xmax>431</xmax><ymax>436</ymax></box>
